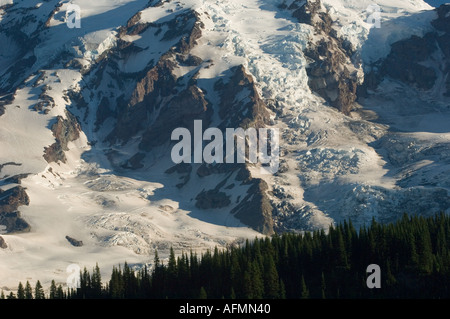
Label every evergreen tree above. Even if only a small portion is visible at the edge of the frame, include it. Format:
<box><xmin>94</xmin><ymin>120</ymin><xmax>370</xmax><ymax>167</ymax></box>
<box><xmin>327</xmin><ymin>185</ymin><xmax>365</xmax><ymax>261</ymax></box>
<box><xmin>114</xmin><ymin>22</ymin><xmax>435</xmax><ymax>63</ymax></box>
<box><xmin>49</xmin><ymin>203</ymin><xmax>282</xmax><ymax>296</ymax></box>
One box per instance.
<box><xmin>154</xmin><ymin>250</ymin><xmax>160</xmax><ymax>268</ymax></box>
<box><xmin>56</xmin><ymin>284</ymin><xmax>65</xmax><ymax>299</ymax></box>
<box><xmin>109</xmin><ymin>265</ymin><xmax>123</xmax><ymax>299</ymax></box>
<box><xmin>34</xmin><ymin>280</ymin><xmax>45</xmax><ymax>299</ymax></box>
<box><xmin>167</xmin><ymin>247</ymin><xmax>178</xmax><ymax>297</ymax></box>
<box><xmin>320</xmin><ymin>272</ymin><xmax>326</xmax><ymax>299</ymax></box>
<box><xmin>79</xmin><ymin>267</ymin><xmax>91</xmax><ymax>299</ymax></box>
<box><xmin>24</xmin><ymin>281</ymin><xmax>33</xmax><ymax>299</ymax></box>
<box><xmin>250</xmin><ymin>261</ymin><xmax>264</xmax><ymax>299</ymax></box>
<box><xmin>0</xmin><ymin>290</ymin><xmax>4</xmax><ymax>299</ymax></box>
<box><xmin>49</xmin><ymin>280</ymin><xmax>57</xmax><ymax>299</ymax></box>
<box><xmin>279</xmin><ymin>280</ymin><xmax>286</xmax><ymax>299</ymax></box>
<box><xmin>229</xmin><ymin>250</ymin><xmax>242</xmax><ymax>298</ymax></box>
<box><xmin>230</xmin><ymin>287</ymin><xmax>236</xmax><ymax>299</ymax></box>
<box><xmin>152</xmin><ymin>251</ymin><xmax>165</xmax><ymax>299</ymax></box>
<box><xmin>198</xmin><ymin>287</ymin><xmax>207</xmax><ymax>299</ymax></box>
<box><xmin>17</xmin><ymin>282</ymin><xmax>25</xmax><ymax>300</ymax></box>
<box><xmin>416</xmin><ymin>224</ymin><xmax>433</xmax><ymax>274</ymax></box>
<box><xmin>335</xmin><ymin>228</ymin><xmax>349</xmax><ymax>269</ymax></box>
<box><xmin>91</xmin><ymin>263</ymin><xmax>102</xmax><ymax>298</ymax></box>
<box><xmin>263</xmin><ymin>256</ymin><xmax>280</xmax><ymax>299</ymax></box>
<box><xmin>10</xmin><ymin>212</ymin><xmax>450</xmax><ymax>300</ymax></box>
<box><xmin>123</xmin><ymin>262</ymin><xmax>138</xmax><ymax>298</ymax></box>
<box><xmin>168</xmin><ymin>247</ymin><xmax>177</xmax><ymax>277</ymax></box>
<box><xmin>300</xmin><ymin>275</ymin><xmax>309</xmax><ymax>299</ymax></box>
<box><xmin>243</xmin><ymin>270</ymin><xmax>253</xmax><ymax>299</ymax></box>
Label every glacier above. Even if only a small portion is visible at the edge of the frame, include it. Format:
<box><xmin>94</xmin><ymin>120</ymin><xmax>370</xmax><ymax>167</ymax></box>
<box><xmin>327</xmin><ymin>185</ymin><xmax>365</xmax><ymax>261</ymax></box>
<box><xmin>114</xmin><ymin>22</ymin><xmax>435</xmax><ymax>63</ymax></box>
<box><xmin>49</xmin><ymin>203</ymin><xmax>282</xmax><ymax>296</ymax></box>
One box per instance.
<box><xmin>0</xmin><ymin>0</ymin><xmax>449</xmax><ymax>291</ymax></box>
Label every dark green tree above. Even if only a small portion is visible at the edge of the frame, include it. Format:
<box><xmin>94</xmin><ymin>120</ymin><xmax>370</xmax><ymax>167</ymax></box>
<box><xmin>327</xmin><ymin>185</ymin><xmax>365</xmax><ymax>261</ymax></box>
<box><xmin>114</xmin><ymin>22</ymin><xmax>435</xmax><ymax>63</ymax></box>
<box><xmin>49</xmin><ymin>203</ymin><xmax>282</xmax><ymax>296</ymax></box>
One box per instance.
<box><xmin>24</xmin><ymin>281</ymin><xmax>33</xmax><ymax>299</ymax></box>
<box><xmin>198</xmin><ymin>287</ymin><xmax>207</xmax><ymax>299</ymax></box>
<box><xmin>56</xmin><ymin>284</ymin><xmax>65</xmax><ymax>299</ymax></box>
<box><xmin>34</xmin><ymin>280</ymin><xmax>45</xmax><ymax>299</ymax></box>
<box><xmin>17</xmin><ymin>282</ymin><xmax>25</xmax><ymax>300</ymax></box>
<box><xmin>49</xmin><ymin>280</ymin><xmax>57</xmax><ymax>299</ymax></box>
<box><xmin>300</xmin><ymin>275</ymin><xmax>309</xmax><ymax>299</ymax></box>
<box><xmin>320</xmin><ymin>272</ymin><xmax>326</xmax><ymax>299</ymax></box>
<box><xmin>91</xmin><ymin>263</ymin><xmax>102</xmax><ymax>298</ymax></box>
<box><xmin>79</xmin><ymin>267</ymin><xmax>91</xmax><ymax>298</ymax></box>
<box><xmin>263</xmin><ymin>256</ymin><xmax>280</xmax><ymax>299</ymax></box>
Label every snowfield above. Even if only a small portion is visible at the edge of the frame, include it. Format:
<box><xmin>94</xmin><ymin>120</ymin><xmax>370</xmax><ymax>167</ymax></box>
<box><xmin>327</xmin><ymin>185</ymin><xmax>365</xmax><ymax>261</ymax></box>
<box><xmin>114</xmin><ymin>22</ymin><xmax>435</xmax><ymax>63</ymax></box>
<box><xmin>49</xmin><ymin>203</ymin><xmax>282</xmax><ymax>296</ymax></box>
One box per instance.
<box><xmin>0</xmin><ymin>0</ymin><xmax>449</xmax><ymax>292</ymax></box>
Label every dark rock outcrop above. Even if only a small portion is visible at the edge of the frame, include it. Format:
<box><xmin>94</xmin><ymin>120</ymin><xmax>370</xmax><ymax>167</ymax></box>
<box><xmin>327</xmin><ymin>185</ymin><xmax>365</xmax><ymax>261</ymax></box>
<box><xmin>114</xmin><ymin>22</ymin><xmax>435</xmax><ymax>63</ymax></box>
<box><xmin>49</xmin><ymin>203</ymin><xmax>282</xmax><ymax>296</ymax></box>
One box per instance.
<box><xmin>189</xmin><ymin>65</ymin><xmax>275</xmax><ymax>234</ymax></box>
<box><xmin>362</xmin><ymin>4</ymin><xmax>450</xmax><ymax>97</ymax></box>
<box><xmin>82</xmin><ymin>4</ymin><xmax>275</xmax><ymax>235</ymax></box>
<box><xmin>231</xmin><ymin>177</ymin><xmax>274</xmax><ymax>235</ymax></box>
<box><xmin>2</xmin><ymin>174</ymin><xmax>30</xmax><ymax>185</ymax></box>
<box><xmin>0</xmin><ymin>236</ymin><xmax>7</xmax><ymax>249</ymax></box>
<box><xmin>0</xmin><ymin>186</ymin><xmax>31</xmax><ymax>233</ymax></box>
<box><xmin>0</xmin><ymin>4</ymin><xmax>43</xmax><ymax>94</ymax></box>
<box><xmin>0</xmin><ymin>92</ymin><xmax>14</xmax><ymax>117</ymax></box>
<box><xmin>139</xmin><ymin>83</ymin><xmax>211</xmax><ymax>151</ymax></box>
<box><xmin>0</xmin><ymin>186</ymin><xmax>30</xmax><ymax>213</ymax></box>
<box><xmin>287</xmin><ymin>0</ymin><xmax>360</xmax><ymax>115</ymax></box>
<box><xmin>44</xmin><ymin>110</ymin><xmax>81</xmax><ymax>164</ymax></box>
<box><xmin>107</xmin><ymin>9</ymin><xmax>208</xmax><ymax>149</ymax></box>
<box><xmin>165</xmin><ymin>162</ymin><xmax>193</xmax><ymax>175</ymax></box>
<box><xmin>122</xmin><ymin>153</ymin><xmax>146</xmax><ymax>170</ymax></box>
<box><xmin>0</xmin><ymin>211</ymin><xmax>30</xmax><ymax>233</ymax></box>
<box><xmin>165</xmin><ymin>163</ymin><xmax>192</xmax><ymax>188</ymax></box>
<box><xmin>289</xmin><ymin>0</ymin><xmax>332</xmax><ymax>34</ymax></box>
<box><xmin>33</xmin><ymin>89</ymin><xmax>56</xmax><ymax>114</ymax></box>
<box><xmin>66</xmin><ymin>236</ymin><xmax>83</xmax><ymax>247</ymax></box>
<box><xmin>195</xmin><ymin>190</ymin><xmax>231</xmax><ymax>209</ymax></box>
<box><xmin>381</xmin><ymin>35</ymin><xmax>438</xmax><ymax>90</ymax></box>
<box><xmin>216</xmin><ymin>65</ymin><xmax>270</xmax><ymax>129</ymax></box>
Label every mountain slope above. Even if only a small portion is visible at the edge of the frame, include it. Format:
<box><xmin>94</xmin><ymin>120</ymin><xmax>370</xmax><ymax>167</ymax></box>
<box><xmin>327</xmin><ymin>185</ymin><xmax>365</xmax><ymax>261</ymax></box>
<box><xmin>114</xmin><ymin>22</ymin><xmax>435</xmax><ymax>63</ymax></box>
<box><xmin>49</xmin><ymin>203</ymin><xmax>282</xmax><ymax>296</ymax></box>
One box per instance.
<box><xmin>0</xmin><ymin>0</ymin><xmax>449</xmax><ymax>290</ymax></box>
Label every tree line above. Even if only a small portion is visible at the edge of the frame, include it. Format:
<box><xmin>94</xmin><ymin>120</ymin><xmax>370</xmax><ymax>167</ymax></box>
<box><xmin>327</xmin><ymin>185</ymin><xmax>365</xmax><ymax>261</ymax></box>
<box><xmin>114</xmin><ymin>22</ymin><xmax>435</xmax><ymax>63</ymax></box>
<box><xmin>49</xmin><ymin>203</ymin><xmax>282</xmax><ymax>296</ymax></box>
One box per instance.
<box><xmin>2</xmin><ymin>212</ymin><xmax>450</xmax><ymax>299</ymax></box>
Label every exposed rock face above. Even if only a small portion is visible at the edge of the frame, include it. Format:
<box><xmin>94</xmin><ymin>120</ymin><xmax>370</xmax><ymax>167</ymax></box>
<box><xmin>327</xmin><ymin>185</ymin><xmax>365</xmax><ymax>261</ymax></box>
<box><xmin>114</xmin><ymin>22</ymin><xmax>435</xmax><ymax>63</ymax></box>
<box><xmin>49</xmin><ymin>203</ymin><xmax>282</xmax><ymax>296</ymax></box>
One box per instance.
<box><xmin>139</xmin><ymin>83</ymin><xmax>211</xmax><ymax>151</ymax></box>
<box><xmin>0</xmin><ymin>186</ymin><xmax>30</xmax><ymax>213</ymax></box>
<box><xmin>165</xmin><ymin>163</ymin><xmax>192</xmax><ymax>188</ymax></box>
<box><xmin>0</xmin><ymin>212</ymin><xmax>30</xmax><ymax>233</ymax></box>
<box><xmin>44</xmin><ymin>110</ymin><xmax>81</xmax><ymax>164</ymax></box>
<box><xmin>196</xmin><ymin>190</ymin><xmax>231</xmax><ymax>209</ymax></box>
<box><xmin>180</xmin><ymin>65</ymin><xmax>275</xmax><ymax>234</ymax></box>
<box><xmin>0</xmin><ymin>236</ymin><xmax>7</xmax><ymax>249</ymax></box>
<box><xmin>122</xmin><ymin>153</ymin><xmax>146</xmax><ymax>170</ymax></box>
<box><xmin>66</xmin><ymin>236</ymin><xmax>83</xmax><ymax>247</ymax></box>
<box><xmin>381</xmin><ymin>35</ymin><xmax>438</xmax><ymax>90</ymax></box>
<box><xmin>231</xmin><ymin>177</ymin><xmax>274</xmax><ymax>235</ymax></box>
<box><xmin>59</xmin><ymin>4</ymin><xmax>276</xmax><ymax>234</ymax></box>
<box><xmin>363</xmin><ymin>4</ymin><xmax>450</xmax><ymax>96</ymax></box>
<box><xmin>0</xmin><ymin>92</ymin><xmax>14</xmax><ymax>117</ymax></box>
<box><xmin>287</xmin><ymin>0</ymin><xmax>361</xmax><ymax>115</ymax></box>
<box><xmin>159</xmin><ymin>63</ymin><xmax>275</xmax><ymax>234</ymax></box>
<box><xmin>216</xmin><ymin>65</ymin><xmax>270</xmax><ymax>129</ymax></box>
<box><xmin>107</xmin><ymin>9</ymin><xmax>208</xmax><ymax>150</ymax></box>
<box><xmin>0</xmin><ymin>186</ymin><xmax>30</xmax><ymax>233</ymax></box>
<box><xmin>2</xmin><ymin>174</ymin><xmax>30</xmax><ymax>185</ymax></box>
<box><xmin>288</xmin><ymin>0</ymin><xmax>331</xmax><ymax>34</ymax></box>
<box><xmin>33</xmin><ymin>87</ymin><xmax>56</xmax><ymax>114</ymax></box>
<box><xmin>0</xmin><ymin>3</ymin><xmax>43</xmax><ymax>94</ymax></box>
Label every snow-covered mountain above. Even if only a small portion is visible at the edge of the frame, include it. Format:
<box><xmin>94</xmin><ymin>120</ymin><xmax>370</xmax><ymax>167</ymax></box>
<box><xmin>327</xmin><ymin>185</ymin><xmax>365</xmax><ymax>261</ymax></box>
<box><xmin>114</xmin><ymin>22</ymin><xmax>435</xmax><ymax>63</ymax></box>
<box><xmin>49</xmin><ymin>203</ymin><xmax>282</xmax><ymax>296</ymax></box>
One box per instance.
<box><xmin>0</xmin><ymin>0</ymin><xmax>449</xmax><ymax>290</ymax></box>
